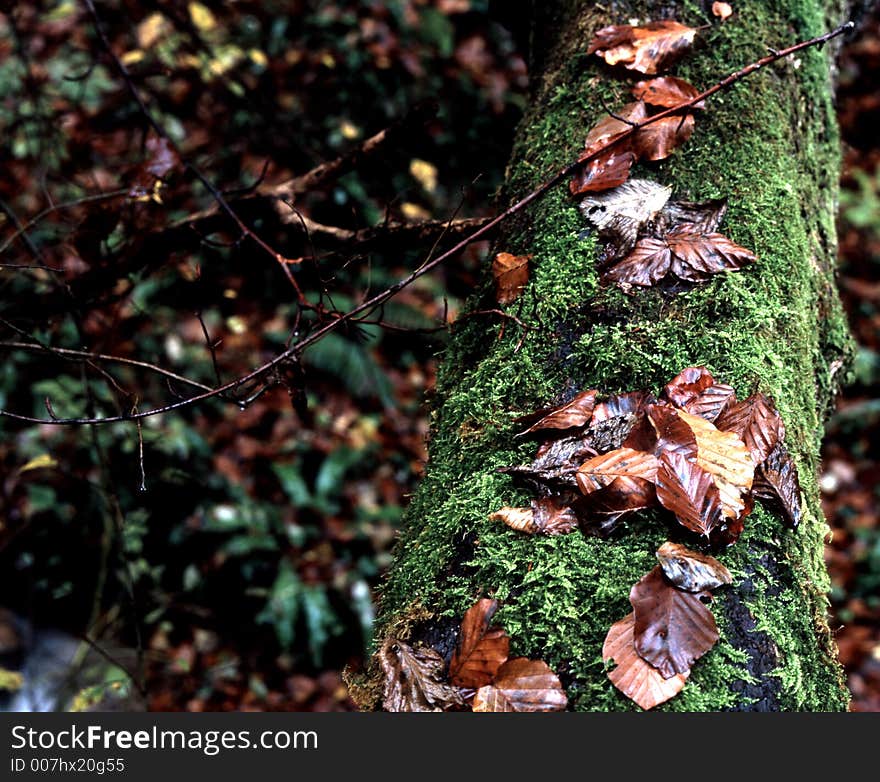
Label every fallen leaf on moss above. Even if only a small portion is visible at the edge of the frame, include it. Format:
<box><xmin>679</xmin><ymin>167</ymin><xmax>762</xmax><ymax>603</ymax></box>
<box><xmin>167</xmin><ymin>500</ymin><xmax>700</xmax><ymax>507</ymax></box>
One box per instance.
<box><xmin>655</xmin><ymin>450</ymin><xmax>725</xmax><ymax>536</ymax></box>
<box><xmin>492</xmin><ymin>252</ymin><xmax>531</xmax><ymax>305</ymax></box>
<box><xmin>532</xmin><ymin>497</ymin><xmax>580</xmax><ymax>534</ymax></box>
<box><xmin>489</xmin><ymin>506</ymin><xmax>538</xmax><ymax>534</ymax></box>
<box><xmin>632</xmin><ymin>76</ymin><xmax>705</xmax><ymax>109</ymax></box>
<box><xmin>603</xmin><ymin>612</ymin><xmax>688</xmax><ymax>709</ymax></box>
<box><xmin>518</xmin><ymin>389</ymin><xmax>598</xmax><ymax>435</ymax></box>
<box><xmin>472</xmin><ymin>658</ymin><xmax>567</xmax><ymax>712</ymax></box>
<box><xmin>633</xmin><ymin>113</ymin><xmax>695</xmax><ymax>161</ymax></box>
<box><xmin>576</xmin><ymin>447</ymin><xmax>659</xmax><ymax>495</ymax></box>
<box><xmin>753</xmin><ymin>442</ymin><xmax>803</xmax><ymax>529</ymax></box>
<box><xmin>656</xmin><ymin>541</ymin><xmax>732</xmax><ymax>592</ymax></box>
<box><xmin>570</xmin><ymin>150</ymin><xmax>637</xmax><ymax>195</ymax></box>
<box><xmin>450</xmin><ymin>599</ymin><xmax>510</xmax><ymax>688</ymax></box>
<box><xmin>630</xmin><ymin>566</ymin><xmax>719</xmax><ymax>678</ymax></box>
<box><xmin>676</xmin><ymin>409</ymin><xmax>754</xmax><ymax>520</ymax></box>
<box><xmin>380</xmin><ymin>638</ymin><xmax>464</xmax><ymax>712</ymax></box>
<box><xmin>588</xmin><ymin>21</ymin><xmax>697</xmax><ymax>75</ymax></box>
<box><xmin>604</xmin><ymin>225</ymin><xmax>755</xmax><ymax>288</ymax></box>
<box><xmin>715</xmin><ymin>392</ymin><xmax>784</xmax><ymax>466</ymax></box>
<box><xmin>712</xmin><ymin>2</ymin><xmax>733</xmax><ymax>21</ymax></box>
<box><xmin>578</xmin><ymin>179</ymin><xmax>672</xmax><ymax>259</ymax></box>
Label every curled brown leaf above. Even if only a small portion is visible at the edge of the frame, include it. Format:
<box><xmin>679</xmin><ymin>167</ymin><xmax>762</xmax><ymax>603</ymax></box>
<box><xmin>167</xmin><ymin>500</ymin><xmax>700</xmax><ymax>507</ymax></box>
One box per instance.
<box><xmin>603</xmin><ymin>612</ymin><xmax>688</xmax><ymax>710</ymax></box>
<box><xmin>630</xmin><ymin>566</ymin><xmax>719</xmax><ymax>678</ymax></box>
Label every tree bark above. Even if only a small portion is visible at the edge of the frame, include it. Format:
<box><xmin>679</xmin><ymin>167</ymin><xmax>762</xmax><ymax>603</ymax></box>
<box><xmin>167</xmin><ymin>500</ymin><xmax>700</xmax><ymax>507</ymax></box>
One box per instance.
<box><xmin>352</xmin><ymin>0</ymin><xmax>853</xmax><ymax>711</ymax></box>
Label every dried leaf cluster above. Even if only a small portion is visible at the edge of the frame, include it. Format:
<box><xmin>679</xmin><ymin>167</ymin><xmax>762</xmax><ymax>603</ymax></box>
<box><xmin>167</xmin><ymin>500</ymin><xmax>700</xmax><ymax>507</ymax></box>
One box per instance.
<box><xmin>491</xmin><ymin>368</ymin><xmax>803</xmax><ymax>708</ymax></box>
<box><xmin>572</xmin><ymin>19</ymin><xmax>756</xmax><ymax>290</ymax></box>
<box><xmin>381</xmin><ymin>598</ymin><xmax>567</xmax><ymax>712</ymax></box>
<box><xmin>603</xmin><ymin>543</ymin><xmax>731</xmax><ymax>709</ymax></box>
<box><xmin>497</xmin><ymin>367</ymin><xmax>801</xmax><ymax>547</ymax></box>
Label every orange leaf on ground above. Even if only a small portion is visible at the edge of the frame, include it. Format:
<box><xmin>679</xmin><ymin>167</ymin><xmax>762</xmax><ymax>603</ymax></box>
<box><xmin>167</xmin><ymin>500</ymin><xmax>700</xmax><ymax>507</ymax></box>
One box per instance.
<box><xmin>570</xmin><ymin>150</ymin><xmax>636</xmax><ymax>195</ymax></box>
<box><xmin>576</xmin><ymin>447</ymin><xmax>659</xmax><ymax>495</ymax></box>
<box><xmin>633</xmin><ymin>113</ymin><xmax>695</xmax><ymax>161</ymax></box>
<box><xmin>518</xmin><ymin>389</ymin><xmax>598</xmax><ymax>435</ymax></box>
<box><xmin>656</xmin><ymin>541</ymin><xmax>732</xmax><ymax>592</ymax></box>
<box><xmin>675</xmin><ymin>409</ymin><xmax>754</xmax><ymax>520</ymax></box>
<box><xmin>662</xmin><ymin>366</ymin><xmax>735</xmax><ymax>423</ymax></box>
<box><xmin>632</xmin><ymin>76</ymin><xmax>705</xmax><ymax>109</ymax></box>
<box><xmin>662</xmin><ymin>366</ymin><xmax>717</xmax><ymax>408</ymax></box>
<box><xmin>589</xmin><ymin>21</ymin><xmax>697</xmax><ymax>75</ymax></box>
<box><xmin>712</xmin><ymin>2</ymin><xmax>733</xmax><ymax>20</ymax></box>
<box><xmin>630</xmin><ymin>566</ymin><xmax>719</xmax><ymax>678</ymax></box>
<box><xmin>581</xmin><ymin>102</ymin><xmax>647</xmax><ymax>157</ymax></box>
<box><xmin>492</xmin><ymin>252</ymin><xmax>531</xmax><ymax>305</ymax></box>
<box><xmin>450</xmin><ymin>599</ymin><xmax>510</xmax><ymax>688</ymax></box>
<box><xmin>603</xmin><ymin>612</ymin><xmax>688</xmax><ymax>709</ymax></box>
<box><xmin>531</xmin><ymin>497</ymin><xmax>580</xmax><ymax>535</ymax></box>
<box><xmin>655</xmin><ymin>451</ymin><xmax>724</xmax><ymax>536</ymax></box>
<box><xmin>472</xmin><ymin>658</ymin><xmax>567</xmax><ymax>712</ymax></box>
<box><xmin>603</xmin><ymin>236</ymin><xmax>671</xmax><ymax>287</ymax></box>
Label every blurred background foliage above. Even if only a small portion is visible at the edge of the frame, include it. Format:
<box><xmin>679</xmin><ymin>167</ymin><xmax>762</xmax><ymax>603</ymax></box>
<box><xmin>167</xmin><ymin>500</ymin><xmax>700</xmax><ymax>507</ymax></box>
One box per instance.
<box><xmin>0</xmin><ymin>0</ymin><xmax>876</xmax><ymax>711</ymax></box>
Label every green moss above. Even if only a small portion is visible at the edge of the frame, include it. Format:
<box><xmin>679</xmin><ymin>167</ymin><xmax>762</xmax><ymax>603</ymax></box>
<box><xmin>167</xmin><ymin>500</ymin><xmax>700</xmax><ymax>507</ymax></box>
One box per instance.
<box><xmin>365</xmin><ymin>0</ymin><xmax>852</xmax><ymax>711</ymax></box>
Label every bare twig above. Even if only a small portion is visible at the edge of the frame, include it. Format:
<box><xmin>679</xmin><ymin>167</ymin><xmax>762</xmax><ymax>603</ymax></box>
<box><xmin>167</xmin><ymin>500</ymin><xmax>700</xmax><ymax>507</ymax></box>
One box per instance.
<box><xmin>0</xmin><ymin>22</ymin><xmax>854</xmax><ymax>427</ymax></box>
<box><xmin>80</xmin><ymin>0</ymin><xmax>305</xmax><ymax>301</ymax></box>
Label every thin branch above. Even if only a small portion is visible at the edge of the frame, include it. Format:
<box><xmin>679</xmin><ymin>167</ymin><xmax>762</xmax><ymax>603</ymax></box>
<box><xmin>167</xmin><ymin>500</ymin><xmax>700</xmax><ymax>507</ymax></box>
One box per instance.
<box><xmin>0</xmin><ymin>340</ymin><xmax>215</xmax><ymax>393</ymax></box>
<box><xmin>80</xmin><ymin>0</ymin><xmax>306</xmax><ymax>301</ymax></box>
<box><xmin>0</xmin><ymin>22</ymin><xmax>854</xmax><ymax>427</ymax></box>
<box><xmin>0</xmin><ymin>189</ymin><xmax>129</xmax><ymax>257</ymax></box>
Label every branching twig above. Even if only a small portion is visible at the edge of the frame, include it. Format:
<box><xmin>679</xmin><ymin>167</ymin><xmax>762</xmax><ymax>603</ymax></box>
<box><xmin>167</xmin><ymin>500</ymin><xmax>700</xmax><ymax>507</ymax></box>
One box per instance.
<box><xmin>0</xmin><ymin>22</ymin><xmax>854</xmax><ymax>427</ymax></box>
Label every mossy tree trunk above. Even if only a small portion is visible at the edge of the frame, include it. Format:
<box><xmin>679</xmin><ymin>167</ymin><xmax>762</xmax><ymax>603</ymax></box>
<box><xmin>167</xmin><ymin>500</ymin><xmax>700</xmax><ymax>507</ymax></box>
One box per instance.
<box><xmin>354</xmin><ymin>0</ymin><xmax>853</xmax><ymax>711</ymax></box>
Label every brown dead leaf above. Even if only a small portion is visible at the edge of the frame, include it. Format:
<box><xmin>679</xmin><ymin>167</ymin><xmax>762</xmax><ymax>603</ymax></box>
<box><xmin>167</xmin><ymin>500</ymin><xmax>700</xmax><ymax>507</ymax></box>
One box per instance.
<box><xmin>714</xmin><ymin>392</ymin><xmax>784</xmax><ymax>467</ymax></box>
<box><xmin>632</xmin><ymin>76</ymin><xmax>705</xmax><ymax>109</ymax></box>
<box><xmin>380</xmin><ymin>638</ymin><xmax>465</xmax><ymax>712</ymax></box>
<box><xmin>576</xmin><ymin>447</ymin><xmax>659</xmax><ymax>495</ymax></box>
<box><xmin>684</xmin><ymin>383</ymin><xmax>736</xmax><ymax>422</ymax></box>
<box><xmin>658</xmin><ymin>198</ymin><xmax>728</xmax><ymax>235</ymax></box>
<box><xmin>532</xmin><ymin>497</ymin><xmax>580</xmax><ymax>534</ymax></box>
<box><xmin>656</xmin><ymin>541</ymin><xmax>732</xmax><ymax>592</ymax></box>
<box><xmin>661</xmin><ymin>367</ymin><xmax>735</xmax><ymax>423</ymax></box>
<box><xmin>666</xmin><ymin>226</ymin><xmax>756</xmax><ymax>281</ymax></box>
<box><xmin>676</xmin><ymin>409</ymin><xmax>754</xmax><ymax>520</ymax></box>
<box><xmin>605</xmin><ymin>224</ymin><xmax>755</xmax><ymax>288</ymax></box>
<box><xmin>630</xmin><ymin>566</ymin><xmax>719</xmax><ymax>678</ymax></box>
<box><xmin>580</xmin><ymin>475</ymin><xmax>658</xmax><ymax>529</ymax></box>
<box><xmin>493</xmin><ymin>252</ymin><xmax>531</xmax><ymax>305</ymax></box>
<box><xmin>450</xmin><ymin>599</ymin><xmax>511</xmax><ymax>688</ymax></box>
<box><xmin>655</xmin><ymin>451</ymin><xmax>725</xmax><ymax>536</ymax></box>
<box><xmin>489</xmin><ymin>506</ymin><xmax>538</xmax><ymax>534</ymax></box>
<box><xmin>570</xmin><ymin>150</ymin><xmax>636</xmax><ymax>195</ymax></box>
<box><xmin>518</xmin><ymin>390</ymin><xmax>598</xmax><ymax>435</ymax></box>
<box><xmin>603</xmin><ymin>612</ymin><xmax>688</xmax><ymax>709</ymax></box>
<box><xmin>633</xmin><ymin>113</ymin><xmax>695</xmax><ymax>161</ymax></box>
<box><xmin>472</xmin><ymin>658</ymin><xmax>567</xmax><ymax>712</ymax></box>
<box><xmin>603</xmin><ymin>236</ymin><xmax>671</xmax><ymax>287</ymax></box>
<box><xmin>589</xmin><ymin>21</ymin><xmax>698</xmax><ymax>75</ymax></box>
<box><xmin>712</xmin><ymin>2</ymin><xmax>733</xmax><ymax>21</ymax></box>
<box><xmin>753</xmin><ymin>442</ymin><xmax>802</xmax><ymax>529</ymax></box>
<box><xmin>581</xmin><ymin>102</ymin><xmax>647</xmax><ymax>157</ymax></box>
<box><xmin>662</xmin><ymin>366</ymin><xmax>716</xmax><ymax>408</ymax></box>
<box><xmin>649</xmin><ymin>403</ymin><xmax>699</xmax><ymax>460</ymax></box>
